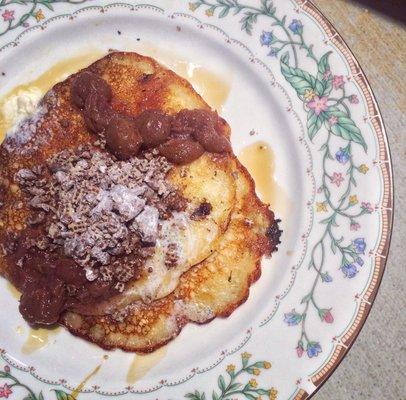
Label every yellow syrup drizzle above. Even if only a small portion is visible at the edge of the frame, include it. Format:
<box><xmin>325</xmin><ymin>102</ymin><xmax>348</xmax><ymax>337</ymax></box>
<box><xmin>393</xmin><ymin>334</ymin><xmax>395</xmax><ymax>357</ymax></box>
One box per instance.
<box><xmin>6</xmin><ymin>282</ymin><xmax>21</xmax><ymax>299</ymax></box>
<box><xmin>134</xmin><ymin>45</ymin><xmax>231</xmax><ymax>111</ymax></box>
<box><xmin>21</xmin><ymin>326</ymin><xmax>60</xmax><ymax>354</ymax></box>
<box><xmin>172</xmin><ymin>61</ymin><xmax>230</xmax><ymax>112</ymax></box>
<box><xmin>70</xmin><ymin>355</ymin><xmax>109</xmax><ymax>399</ymax></box>
<box><xmin>16</xmin><ymin>326</ymin><xmax>24</xmax><ymax>335</ymax></box>
<box><xmin>239</xmin><ymin>141</ymin><xmax>288</xmax><ymax>214</ymax></box>
<box><xmin>0</xmin><ymin>51</ymin><xmax>104</xmax><ymax>141</ymax></box>
<box><xmin>126</xmin><ymin>346</ymin><xmax>167</xmax><ymax>384</ymax></box>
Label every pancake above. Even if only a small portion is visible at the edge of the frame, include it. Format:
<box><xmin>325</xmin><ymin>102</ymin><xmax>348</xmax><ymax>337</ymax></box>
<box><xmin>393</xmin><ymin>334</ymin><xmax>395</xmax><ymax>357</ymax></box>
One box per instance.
<box><xmin>71</xmin><ymin>154</ymin><xmax>236</xmax><ymax>315</ymax></box>
<box><xmin>0</xmin><ymin>52</ymin><xmax>280</xmax><ymax>352</ymax></box>
<box><xmin>62</xmin><ymin>157</ymin><xmax>278</xmax><ymax>351</ymax></box>
<box><xmin>0</xmin><ymin>52</ymin><xmax>235</xmax><ymax>304</ymax></box>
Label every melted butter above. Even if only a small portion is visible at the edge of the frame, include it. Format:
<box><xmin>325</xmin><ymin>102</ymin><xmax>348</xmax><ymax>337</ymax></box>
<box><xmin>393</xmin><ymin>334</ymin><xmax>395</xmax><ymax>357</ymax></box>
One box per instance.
<box><xmin>126</xmin><ymin>346</ymin><xmax>167</xmax><ymax>384</ymax></box>
<box><xmin>239</xmin><ymin>141</ymin><xmax>288</xmax><ymax>215</ymax></box>
<box><xmin>7</xmin><ymin>282</ymin><xmax>21</xmax><ymax>299</ymax></box>
<box><xmin>0</xmin><ymin>51</ymin><xmax>104</xmax><ymax>142</ymax></box>
<box><xmin>135</xmin><ymin>45</ymin><xmax>231</xmax><ymax>111</ymax></box>
<box><xmin>22</xmin><ymin>326</ymin><xmax>60</xmax><ymax>354</ymax></box>
<box><xmin>16</xmin><ymin>326</ymin><xmax>24</xmax><ymax>335</ymax></box>
<box><xmin>71</xmin><ymin>361</ymin><xmax>104</xmax><ymax>400</ymax></box>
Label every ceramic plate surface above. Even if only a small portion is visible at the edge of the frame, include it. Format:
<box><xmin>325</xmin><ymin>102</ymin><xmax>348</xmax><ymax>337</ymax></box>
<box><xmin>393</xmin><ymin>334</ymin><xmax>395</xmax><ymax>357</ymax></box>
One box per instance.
<box><xmin>0</xmin><ymin>1</ymin><xmax>393</xmax><ymax>399</ymax></box>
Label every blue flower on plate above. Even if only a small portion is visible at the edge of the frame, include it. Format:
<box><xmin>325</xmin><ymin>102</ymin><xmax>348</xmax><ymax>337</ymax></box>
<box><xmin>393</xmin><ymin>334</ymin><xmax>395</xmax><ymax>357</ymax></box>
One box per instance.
<box><xmin>288</xmin><ymin>19</ymin><xmax>303</xmax><ymax>35</ymax></box>
<box><xmin>353</xmin><ymin>238</ymin><xmax>366</xmax><ymax>254</ymax></box>
<box><xmin>335</xmin><ymin>148</ymin><xmax>350</xmax><ymax>164</ymax></box>
<box><xmin>321</xmin><ymin>271</ymin><xmax>333</xmax><ymax>283</ymax></box>
<box><xmin>268</xmin><ymin>47</ymin><xmax>279</xmax><ymax>57</ymax></box>
<box><xmin>260</xmin><ymin>31</ymin><xmax>274</xmax><ymax>46</ymax></box>
<box><xmin>283</xmin><ymin>309</ymin><xmax>302</xmax><ymax>326</ymax></box>
<box><xmin>341</xmin><ymin>263</ymin><xmax>358</xmax><ymax>278</ymax></box>
<box><xmin>306</xmin><ymin>342</ymin><xmax>322</xmax><ymax>358</ymax></box>
<box><xmin>356</xmin><ymin>257</ymin><xmax>364</xmax><ymax>266</ymax></box>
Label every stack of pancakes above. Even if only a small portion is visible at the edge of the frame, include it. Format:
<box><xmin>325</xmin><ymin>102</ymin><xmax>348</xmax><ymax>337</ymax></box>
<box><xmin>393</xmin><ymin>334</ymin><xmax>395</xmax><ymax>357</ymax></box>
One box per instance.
<box><xmin>0</xmin><ymin>52</ymin><xmax>280</xmax><ymax>352</ymax></box>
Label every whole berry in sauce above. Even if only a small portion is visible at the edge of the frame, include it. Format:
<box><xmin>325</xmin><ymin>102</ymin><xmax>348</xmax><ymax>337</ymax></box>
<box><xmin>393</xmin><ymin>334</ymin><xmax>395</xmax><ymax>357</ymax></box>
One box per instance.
<box><xmin>105</xmin><ymin>115</ymin><xmax>143</xmax><ymax>160</ymax></box>
<box><xmin>158</xmin><ymin>138</ymin><xmax>204</xmax><ymax>165</ymax></box>
<box><xmin>19</xmin><ymin>278</ymin><xmax>65</xmax><ymax>325</ymax></box>
<box><xmin>171</xmin><ymin>109</ymin><xmax>217</xmax><ymax>136</ymax></box>
<box><xmin>136</xmin><ymin>109</ymin><xmax>172</xmax><ymax>147</ymax></box>
<box><xmin>71</xmin><ymin>71</ymin><xmax>112</xmax><ymax>109</ymax></box>
<box><xmin>83</xmin><ymin>91</ymin><xmax>115</xmax><ymax>134</ymax></box>
<box><xmin>193</xmin><ymin>125</ymin><xmax>231</xmax><ymax>153</ymax></box>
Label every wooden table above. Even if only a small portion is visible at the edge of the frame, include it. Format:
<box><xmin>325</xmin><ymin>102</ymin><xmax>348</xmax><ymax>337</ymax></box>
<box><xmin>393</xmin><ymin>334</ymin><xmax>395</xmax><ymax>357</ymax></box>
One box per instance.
<box><xmin>311</xmin><ymin>1</ymin><xmax>405</xmax><ymax>398</ymax></box>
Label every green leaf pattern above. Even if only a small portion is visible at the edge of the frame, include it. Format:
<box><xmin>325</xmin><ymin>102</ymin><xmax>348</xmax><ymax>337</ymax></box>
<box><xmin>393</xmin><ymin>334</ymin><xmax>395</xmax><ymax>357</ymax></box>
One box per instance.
<box><xmin>0</xmin><ymin>0</ymin><xmax>89</xmax><ymax>38</ymax></box>
<box><xmin>192</xmin><ymin>0</ymin><xmax>370</xmax><ymax>362</ymax></box>
<box><xmin>185</xmin><ymin>353</ymin><xmax>277</xmax><ymax>400</ymax></box>
<box><xmin>280</xmin><ymin>54</ymin><xmax>324</xmax><ymax>99</ymax></box>
<box><xmin>316</xmin><ymin>51</ymin><xmax>333</xmax><ymax>96</ymax></box>
<box><xmin>307</xmin><ymin>109</ymin><xmax>325</xmax><ymax>140</ymax></box>
<box><xmin>327</xmin><ymin>107</ymin><xmax>367</xmax><ymax>150</ymax></box>
<box><xmin>54</xmin><ymin>390</ymin><xmax>76</xmax><ymax>400</ymax></box>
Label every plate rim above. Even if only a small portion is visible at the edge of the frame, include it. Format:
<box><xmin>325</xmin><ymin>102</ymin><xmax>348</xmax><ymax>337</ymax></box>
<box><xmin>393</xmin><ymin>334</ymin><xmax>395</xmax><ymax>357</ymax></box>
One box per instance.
<box><xmin>0</xmin><ymin>0</ymin><xmax>394</xmax><ymax>398</ymax></box>
<box><xmin>293</xmin><ymin>1</ymin><xmax>394</xmax><ymax>397</ymax></box>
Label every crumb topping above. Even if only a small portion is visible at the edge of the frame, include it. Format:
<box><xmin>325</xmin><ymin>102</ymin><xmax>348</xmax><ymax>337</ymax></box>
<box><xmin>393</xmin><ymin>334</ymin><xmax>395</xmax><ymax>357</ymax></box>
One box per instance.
<box><xmin>15</xmin><ymin>146</ymin><xmax>186</xmax><ymax>282</ymax></box>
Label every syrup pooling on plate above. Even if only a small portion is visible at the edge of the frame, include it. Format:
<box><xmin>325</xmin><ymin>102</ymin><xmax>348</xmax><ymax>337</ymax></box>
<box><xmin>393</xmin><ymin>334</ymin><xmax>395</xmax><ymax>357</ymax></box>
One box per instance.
<box><xmin>21</xmin><ymin>326</ymin><xmax>60</xmax><ymax>354</ymax></box>
<box><xmin>134</xmin><ymin>45</ymin><xmax>232</xmax><ymax>112</ymax></box>
<box><xmin>6</xmin><ymin>281</ymin><xmax>20</xmax><ymax>299</ymax></box>
<box><xmin>126</xmin><ymin>346</ymin><xmax>167</xmax><ymax>384</ymax></box>
<box><xmin>169</xmin><ymin>62</ymin><xmax>230</xmax><ymax>112</ymax></box>
<box><xmin>239</xmin><ymin>141</ymin><xmax>289</xmax><ymax>216</ymax></box>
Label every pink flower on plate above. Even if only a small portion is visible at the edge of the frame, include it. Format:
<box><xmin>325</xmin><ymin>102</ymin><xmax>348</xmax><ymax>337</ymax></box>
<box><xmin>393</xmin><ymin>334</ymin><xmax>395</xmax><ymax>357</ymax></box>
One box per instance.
<box><xmin>350</xmin><ymin>222</ymin><xmax>361</xmax><ymax>231</ymax></box>
<box><xmin>323</xmin><ymin>310</ymin><xmax>334</xmax><ymax>323</ymax></box>
<box><xmin>361</xmin><ymin>201</ymin><xmax>374</xmax><ymax>213</ymax></box>
<box><xmin>308</xmin><ymin>96</ymin><xmax>328</xmax><ymax>116</ymax></box>
<box><xmin>2</xmin><ymin>9</ymin><xmax>15</xmax><ymax>22</ymax></box>
<box><xmin>328</xmin><ymin>115</ymin><xmax>338</xmax><ymax>126</ymax></box>
<box><xmin>296</xmin><ymin>344</ymin><xmax>304</xmax><ymax>358</ymax></box>
<box><xmin>333</xmin><ymin>75</ymin><xmax>345</xmax><ymax>90</ymax></box>
<box><xmin>0</xmin><ymin>383</ymin><xmax>12</xmax><ymax>399</ymax></box>
<box><xmin>330</xmin><ymin>172</ymin><xmax>344</xmax><ymax>187</ymax></box>
<box><xmin>350</xmin><ymin>94</ymin><xmax>359</xmax><ymax>104</ymax></box>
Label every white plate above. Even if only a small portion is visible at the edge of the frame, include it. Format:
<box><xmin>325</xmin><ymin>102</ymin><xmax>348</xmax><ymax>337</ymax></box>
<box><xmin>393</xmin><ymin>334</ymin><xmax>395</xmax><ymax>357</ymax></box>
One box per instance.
<box><xmin>0</xmin><ymin>1</ymin><xmax>393</xmax><ymax>399</ymax></box>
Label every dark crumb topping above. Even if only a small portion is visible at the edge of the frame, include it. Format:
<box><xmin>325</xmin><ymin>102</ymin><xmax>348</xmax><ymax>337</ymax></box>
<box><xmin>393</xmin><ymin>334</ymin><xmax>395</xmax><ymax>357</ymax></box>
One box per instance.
<box><xmin>10</xmin><ymin>145</ymin><xmax>188</xmax><ymax>325</ymax></box>
<box><xmin>190</xmin><ymin>202</ymin><xmax>212</xmax><ymax>221</ymax></box>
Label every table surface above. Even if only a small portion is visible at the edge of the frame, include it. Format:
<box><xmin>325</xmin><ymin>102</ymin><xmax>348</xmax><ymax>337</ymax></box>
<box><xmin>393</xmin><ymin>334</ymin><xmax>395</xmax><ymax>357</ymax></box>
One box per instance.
<box><xmin>310</xmin><ymin>1</ymin><xmax>405</xmax><ymax>399</ymax></box>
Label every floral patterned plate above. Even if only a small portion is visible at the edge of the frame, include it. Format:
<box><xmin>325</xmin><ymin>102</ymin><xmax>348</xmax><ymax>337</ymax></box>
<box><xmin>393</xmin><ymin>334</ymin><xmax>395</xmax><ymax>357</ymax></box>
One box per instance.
<box><xmin>0</xmin><ymin>1</ymin><xmax>393</xmax><ymax>399</ymax></box>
